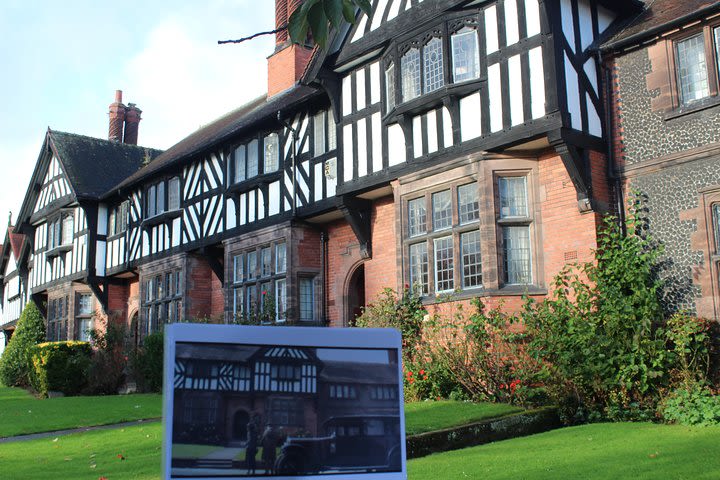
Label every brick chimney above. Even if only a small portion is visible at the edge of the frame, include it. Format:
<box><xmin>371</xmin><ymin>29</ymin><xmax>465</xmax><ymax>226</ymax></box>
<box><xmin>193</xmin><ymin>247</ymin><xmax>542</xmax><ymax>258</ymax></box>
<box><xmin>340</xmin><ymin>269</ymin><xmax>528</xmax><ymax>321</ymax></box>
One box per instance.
<box><xmin>267</xmin><ymin>0</ymin><xmax>313</xmax><ymax>98</ymax></box>
<box><xmin>108</xmin><ymin>90</ymin><xmax>126</xmax><ymax>142</ymax></box>
<box><xmin>123</xmin><ymin>103</ymin><xmax>142</xmax><ymax>145</ymax></box>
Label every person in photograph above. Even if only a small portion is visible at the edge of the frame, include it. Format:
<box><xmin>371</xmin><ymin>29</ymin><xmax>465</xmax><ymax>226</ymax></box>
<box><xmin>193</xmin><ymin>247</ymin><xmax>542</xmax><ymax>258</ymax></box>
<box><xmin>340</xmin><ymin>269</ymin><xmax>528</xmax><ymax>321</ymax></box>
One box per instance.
<box><xmin>260</xmin><ymin>425</ymin><xmax>278</xmax><ymax>475</ymax></box>
<box><xmin>246</xmin><ymin>420</ymin><xmax>258</xmax><ymax>474</ymax></box>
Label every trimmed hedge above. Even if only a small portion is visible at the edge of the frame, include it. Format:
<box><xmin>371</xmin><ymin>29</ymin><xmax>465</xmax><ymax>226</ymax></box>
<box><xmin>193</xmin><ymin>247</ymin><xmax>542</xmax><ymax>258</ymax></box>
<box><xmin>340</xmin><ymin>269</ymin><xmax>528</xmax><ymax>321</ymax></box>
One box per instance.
<box><xmin>30</xmin><ymin>341</ymin><xmax>92</xmax><ymax>397</ymax></box>
<box><xmin>0</xmin><ymin>301</ymin><xmax>46</xmax><ymax>387</ymax></box>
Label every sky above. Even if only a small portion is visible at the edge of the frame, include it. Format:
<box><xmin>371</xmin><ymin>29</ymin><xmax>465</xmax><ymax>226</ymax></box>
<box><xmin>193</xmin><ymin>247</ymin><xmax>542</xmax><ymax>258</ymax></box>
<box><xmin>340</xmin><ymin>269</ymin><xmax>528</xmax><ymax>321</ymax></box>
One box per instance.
<box><xmin>0</xmin><ymin>0</ymin><xmax>275</xmax><ymax>242</ymax></box>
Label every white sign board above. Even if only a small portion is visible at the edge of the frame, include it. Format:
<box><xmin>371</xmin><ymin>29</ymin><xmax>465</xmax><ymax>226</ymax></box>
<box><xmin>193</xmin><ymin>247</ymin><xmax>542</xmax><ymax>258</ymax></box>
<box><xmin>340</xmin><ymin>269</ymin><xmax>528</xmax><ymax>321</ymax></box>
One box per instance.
<box><xmin>163</xmin><ymin>324</ymin><xmax>407</xmax><ymax>480</ymax></box>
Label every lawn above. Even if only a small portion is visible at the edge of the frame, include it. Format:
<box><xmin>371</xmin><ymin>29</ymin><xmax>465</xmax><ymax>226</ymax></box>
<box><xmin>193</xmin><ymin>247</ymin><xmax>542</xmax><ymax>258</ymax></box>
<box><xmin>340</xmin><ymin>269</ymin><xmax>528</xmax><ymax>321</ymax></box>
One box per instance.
<box><xmin>404</xmin><ymin>400</ymin><xmax>522</xmax><ymax>435</ymax></box>
<box><xmin>409</xmin><ymin>422</ymin><xmax>720</xmax><ymax>480</ymax></box>
<box><xmin>0</xmin><ymin>385</ymin><xmax>162</xmax><ymax>437</ymax></box>
<box><xmin>1</xmin><ymin>422</ymin><xmax>719</xmax><ymax>479</ymax></box>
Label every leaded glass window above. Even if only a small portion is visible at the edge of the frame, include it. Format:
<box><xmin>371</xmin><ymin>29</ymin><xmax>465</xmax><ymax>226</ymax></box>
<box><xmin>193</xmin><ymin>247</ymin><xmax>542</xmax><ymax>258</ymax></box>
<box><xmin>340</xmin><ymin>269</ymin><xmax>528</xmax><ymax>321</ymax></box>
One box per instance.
<box><xmin>247</xmin><ymin>251</ymin><xmax>257</xmax><ymax>280</ymax></box>
<box><xmin>461</xmin><ymin>230</ymin><xmax>482</xmax><ymax>288</ymax></box>
<box><xmin>62</xmin><ymin>215</ymin><xmax>74</xmax><ymax>245</ymax></box>
<box><xmin>409</xmin><ymin>242</ymin><xmax>429</xmax><ymax>295</ymax></box>
<box><xmin>458</xmin><ymin>183</ymin><xmax>480</xmax><ymax>224</ymax></box>
<box><xmin>233</xmin><ymin>254</ymin><xmax>244</xmax><ymax>283</ymax></box>
<box><xmin>434</xmin><ymin>236</ymin><xmax>454</xmax><ymax>292</ymax></box>
<box><xmin>314</xmin><ymin>112</ymin><xmax>326</xmax><ymax>156</ymax></box>
<box><xmin>299</xmin><ymin>277</ymin><xmax>314</xmax><ymax>321</ymax></box>
<box><xmin>401</xmin><ymin>48</ymin><xmax>421</xmax><ymax>101</ymax></box>
<box><xmin>275</xmin><ymin>278</ymin><xmax>287</xmax><ymax>321</ymax></box>
<box><xmin>452</xmin><ymin>27</ymin><xmax>480</xmax><ymax>82</ymax></box>
<box><xmin>276</xmin><ymin>243</ymin><xmax>287</xmax><ymax>273</ymax></box>
<box><xmin>234</xmin><ymin>145</ymin><xmax>246</xmax><ymax>183</ymax></box>
<box><xmin>499</xmin><ymin>177</ymin><xmax>528</xmax><ymax>218</ymax></box>
<box><xmin>168</xmin><ymin>177</ymin><xmax>180</xmax><ymax>210</ymax></box>
<box><xmin>432</xmin><ymin>190</ymin><xmax>452</xmax><ymax>231</ymax></box>
<box><xmin>503</xmin><ymin>226</ymin><xmax>532</xmax><ymax>284</ymax></box>
<box><xmin>327</xmin><ymin>109</ymin><xmax>337</xmax><ymax>150</ymax></box>
<box><xmin>385</xmin><ymin>63</ymin><xmax>396</xmax><ymax>112</ymax></box>
<box><xmin>247</xmin><ymin>139</ymin><xmax>259</xmax><ymax>178</ymax></box>
<box><xmin>676</xmin><ymin>34</ymin><xmax>710</xmax><ymax>105</ymax></box>
<box><xmin>264</xmin><ymin>133</ymin><xmax>279</xmax><ymax>173</ymax></box>
<box><xmin>261</xmin><ymin>247</ymin><xmax>272</xmax><ymax>277</ymax></box>
<box><xmin>423</xmin><ymin>37</ymin><xmax>445</xmax><ymax>93</ymax></box>
<box><xmin>408</xmin><ymin>197</ymin><xmax>427</xmax><ymax>237</ymax></box>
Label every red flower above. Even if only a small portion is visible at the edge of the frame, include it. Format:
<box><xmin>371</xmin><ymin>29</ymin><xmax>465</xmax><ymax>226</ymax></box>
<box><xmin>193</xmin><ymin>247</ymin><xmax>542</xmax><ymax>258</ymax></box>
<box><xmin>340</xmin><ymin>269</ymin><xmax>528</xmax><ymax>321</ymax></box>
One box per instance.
<box><xmin>419</xmin><ymin>369</ymin><xmax>425</xmax><ymax>375</ymax></box>
<box><xmin>407</xmin><ymin>371</ymin><xmax>413</xmax><ymax>377</ymax></box>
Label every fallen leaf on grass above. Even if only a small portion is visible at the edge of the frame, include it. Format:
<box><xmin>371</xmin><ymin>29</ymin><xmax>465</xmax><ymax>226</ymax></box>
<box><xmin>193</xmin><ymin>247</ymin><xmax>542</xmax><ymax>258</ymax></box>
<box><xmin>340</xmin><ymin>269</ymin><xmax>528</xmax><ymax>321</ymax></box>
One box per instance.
<box><xmin>649</xmin><ymin>452</ymin><xmax>659</xmax><ymax>459</ymax></box>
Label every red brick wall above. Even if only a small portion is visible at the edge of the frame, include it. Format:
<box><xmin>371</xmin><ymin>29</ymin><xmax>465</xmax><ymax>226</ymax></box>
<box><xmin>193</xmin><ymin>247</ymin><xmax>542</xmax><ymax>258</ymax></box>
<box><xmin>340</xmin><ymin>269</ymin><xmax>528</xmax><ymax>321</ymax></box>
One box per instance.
<box><xmin>267</xmin><ymin>44</ymin><xmax>314</xmax><ymax>98</ymax></box>
<box><xmin>326</xmin><ymin>196</ymin><xmax>397</xmax><ymax>326</ymax></box>
<box><xmin>365</xmin><ymin>197</ymin><xmax>398</xmax><ymax>304</ymax></box>
<box><xmin>107</xmin><ymin>282</ymin><xmax>130</xmax><ymax>325</ymax></box>
<box><xmin>537</xmin><ymin>151</ymin><xmax>604</xmax><ymax>290</ymax></box>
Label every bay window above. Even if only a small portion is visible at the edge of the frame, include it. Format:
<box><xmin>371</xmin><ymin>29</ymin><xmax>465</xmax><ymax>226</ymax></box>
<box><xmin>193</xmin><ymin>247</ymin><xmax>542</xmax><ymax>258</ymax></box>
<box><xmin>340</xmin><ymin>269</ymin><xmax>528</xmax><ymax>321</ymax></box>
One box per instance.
<box><xmin>231</xmin><ymin>241</ymin><xmax>287</xmax><ymax>324</ymax></box>
<box><xmin>452</xmin><ymin>27</ymin><xmax>480</xmax><ymax>82</ymax></box>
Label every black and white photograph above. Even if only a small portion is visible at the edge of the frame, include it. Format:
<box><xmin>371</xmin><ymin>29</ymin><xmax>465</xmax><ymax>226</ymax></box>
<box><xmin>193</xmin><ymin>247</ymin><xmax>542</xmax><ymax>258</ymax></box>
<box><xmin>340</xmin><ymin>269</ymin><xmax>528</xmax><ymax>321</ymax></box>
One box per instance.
<box><xmin>164</xmin><ymin>325</ymin><xmax>405</xmax><ymax>479</ymax></box>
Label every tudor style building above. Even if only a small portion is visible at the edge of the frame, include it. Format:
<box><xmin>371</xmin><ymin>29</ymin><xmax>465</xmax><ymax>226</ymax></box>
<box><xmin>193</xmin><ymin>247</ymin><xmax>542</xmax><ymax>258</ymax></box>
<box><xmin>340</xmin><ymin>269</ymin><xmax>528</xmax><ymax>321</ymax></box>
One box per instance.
<box><xmin>5</xmin><ymin>0</ymin><xmax>717</xmax><ymax>347</ymax></box>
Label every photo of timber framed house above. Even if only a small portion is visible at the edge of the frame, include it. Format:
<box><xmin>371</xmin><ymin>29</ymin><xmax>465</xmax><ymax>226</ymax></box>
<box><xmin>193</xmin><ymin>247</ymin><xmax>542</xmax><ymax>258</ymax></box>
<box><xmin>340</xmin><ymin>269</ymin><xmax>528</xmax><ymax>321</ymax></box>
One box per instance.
<box><xmin>3</xmin><ymin>0</ymin><xmax>719</xmax><ymax>348</ymax></box>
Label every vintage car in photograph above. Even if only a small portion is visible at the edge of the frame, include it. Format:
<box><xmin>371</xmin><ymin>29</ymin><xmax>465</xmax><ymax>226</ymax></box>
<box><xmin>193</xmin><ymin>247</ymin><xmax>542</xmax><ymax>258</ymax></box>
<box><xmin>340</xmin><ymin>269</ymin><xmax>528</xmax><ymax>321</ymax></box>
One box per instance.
<box><xmin>274</xmin><ymin>415</ymin><xmax>402</xmax><ymax>475</ymax></box>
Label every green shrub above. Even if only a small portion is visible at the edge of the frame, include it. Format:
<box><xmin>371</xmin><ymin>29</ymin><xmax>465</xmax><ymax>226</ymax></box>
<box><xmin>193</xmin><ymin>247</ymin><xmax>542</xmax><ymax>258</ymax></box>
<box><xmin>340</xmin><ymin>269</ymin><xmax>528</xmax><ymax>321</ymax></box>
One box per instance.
<box><xmin>355</xmin><ymin>287</ymin><xmax>425</xmax><ymax>365</ymax></box>
<box><xmin>0</xmin><ymin>301</ymin><xmax>46</xmax><ymax>387</ymax></box>
<box><xmin>660</xmin><ymin>382</ymin><xmax>720</xmax><ymax>426</ymax></box>
<box><xmin>130</xmin><ymin>331</ymin><xmax>164</xmax><ymax>392</ymax></box>
<box><xmin>29</xmin><ymin>341</ymin><xmax>92</xmax><ymax>396</ymax></box>
<box><xmin>86</xmin><ymin>319</ymin><xmax>128</xmax><ymax>394</ymax></box>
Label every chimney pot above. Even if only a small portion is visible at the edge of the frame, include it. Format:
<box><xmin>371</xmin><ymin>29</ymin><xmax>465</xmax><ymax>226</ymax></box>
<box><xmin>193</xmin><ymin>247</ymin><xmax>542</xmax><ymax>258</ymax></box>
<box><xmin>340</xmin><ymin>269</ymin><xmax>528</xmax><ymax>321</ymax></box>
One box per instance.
<box><xmin>114</xmin><ymin>90</ymin><xmax>123</xmax><ymax>103</ymax></box>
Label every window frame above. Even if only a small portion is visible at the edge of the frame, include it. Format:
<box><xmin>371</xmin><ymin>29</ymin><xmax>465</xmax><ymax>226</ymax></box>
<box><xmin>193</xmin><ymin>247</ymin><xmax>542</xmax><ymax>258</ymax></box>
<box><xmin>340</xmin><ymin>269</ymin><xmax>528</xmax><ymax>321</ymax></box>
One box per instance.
<box><xmin>229</xmin><ymin>241</ymin><xmax>288</xmax><ymax>324</ymax></box>
<box><xmin>666</xmin><ymin>21</ymin><xmax>720</xmax><ymax>110</ymax></box>
<box><xmin>75</xmin><ymin>292</ymin><xmax>94</xmax><ymax>342</ymax></box>
<box><xmin>46</xmin><ymin>210</ymin><xmax>74</xmax><ymax>252</ymax></box>
<box><xmin>402</xmin><ymin>181</ymin><xmax>482</xmax><ymax>298</ymax></box>
<box><xmin>141</xmin><ymin>268</ymin><xmax>183</xmax><ymax>338</ymax></box>
<box><xmin>496</xmin><ymin>174</ymin><xmax>534</xmax><ymax>286</ymax></box>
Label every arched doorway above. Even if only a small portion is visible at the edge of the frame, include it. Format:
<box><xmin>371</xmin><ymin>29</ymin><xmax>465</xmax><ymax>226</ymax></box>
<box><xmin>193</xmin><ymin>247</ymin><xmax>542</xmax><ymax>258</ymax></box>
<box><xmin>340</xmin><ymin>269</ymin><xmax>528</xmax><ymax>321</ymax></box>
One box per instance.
<box><xmin>232</xmin><ymin>410</ymin><xmax>250</xmax><ymax>442</ymax></box>
<box><xmin>345</xmin><ymin>264</ymin><xmax>365</xmax><ymax>327</ymax></box>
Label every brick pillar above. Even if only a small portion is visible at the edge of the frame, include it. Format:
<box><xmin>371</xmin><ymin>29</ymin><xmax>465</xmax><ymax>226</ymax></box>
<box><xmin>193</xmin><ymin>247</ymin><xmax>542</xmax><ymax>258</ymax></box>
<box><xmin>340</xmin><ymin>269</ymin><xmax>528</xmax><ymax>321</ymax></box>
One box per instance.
<box><xmin>123</xmin><ymin>103</ymin><xmax>142</xmax><ymax>145</ymax></box>
<box><xmin>108</xmin><ymin>90</ymin><xmax>125</xmax><ymax>142</ymax></box>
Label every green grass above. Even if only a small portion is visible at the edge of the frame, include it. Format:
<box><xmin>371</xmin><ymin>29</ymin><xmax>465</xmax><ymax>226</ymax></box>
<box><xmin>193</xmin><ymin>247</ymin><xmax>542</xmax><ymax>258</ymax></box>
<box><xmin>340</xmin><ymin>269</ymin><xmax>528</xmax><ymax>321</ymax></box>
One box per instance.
<box><xmin>408</xmin><ymin>422</ymin><xmax>720</xmax><ymax>480</ymax></box>
<box><xmin>0</xmin><ymin>385</ymin><xmax>162</xmax><ymax>437</ymax></box>
<box><xmin>1</xmin><ymin>422</ymin><xmax>719</xmax><ymax>479</ymax></box>
<box><xmin>404</xmin><ymin>400</ymin><xmax>522</xmax><ymax>435</ymax></box>
<box><xmin>0</xmin><ymin>423</ymin><xmax>163</xmax><ymax>480</ymax></box>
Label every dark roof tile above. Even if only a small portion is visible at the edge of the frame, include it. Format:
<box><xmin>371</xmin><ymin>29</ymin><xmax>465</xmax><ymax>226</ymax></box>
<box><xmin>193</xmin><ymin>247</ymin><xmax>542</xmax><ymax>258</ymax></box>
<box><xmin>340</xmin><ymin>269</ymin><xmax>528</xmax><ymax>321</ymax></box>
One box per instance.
<box><xmin>109</xmin><ymin>85</ymin><xmax>321</xmax><ymax>195</ymax></box>
<box><xmin>48</xmin><ymin>130</ymin><xmax>163</xmax><ymax>199</ymax></box>
<box><xmin>604</xmin><ymin>0</ymin><xmax>720</xmax><ymax>49</ymax></box>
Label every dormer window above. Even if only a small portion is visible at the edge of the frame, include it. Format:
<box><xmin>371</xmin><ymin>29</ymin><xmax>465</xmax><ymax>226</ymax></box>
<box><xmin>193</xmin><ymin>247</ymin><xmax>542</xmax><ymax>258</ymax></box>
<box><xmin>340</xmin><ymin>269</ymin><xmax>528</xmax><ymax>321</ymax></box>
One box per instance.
<box><xmin>386</xmin><ymin>17</ymin><xmax>479</xmax><ymax>111</ymax></box>
<box><xmin>452</xmin><ymin>27</ymin><xmax>480</xmax><ymax>82</ymax></box>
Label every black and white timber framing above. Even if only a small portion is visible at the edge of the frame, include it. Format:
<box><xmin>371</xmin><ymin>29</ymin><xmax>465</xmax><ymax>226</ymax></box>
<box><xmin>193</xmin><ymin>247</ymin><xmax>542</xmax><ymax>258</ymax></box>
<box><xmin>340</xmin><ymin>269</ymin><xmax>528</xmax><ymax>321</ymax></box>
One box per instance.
<box><xmin>4</xmin><ymin>0</ymin><xmax>647</xmax><ymax>328</ymax></box>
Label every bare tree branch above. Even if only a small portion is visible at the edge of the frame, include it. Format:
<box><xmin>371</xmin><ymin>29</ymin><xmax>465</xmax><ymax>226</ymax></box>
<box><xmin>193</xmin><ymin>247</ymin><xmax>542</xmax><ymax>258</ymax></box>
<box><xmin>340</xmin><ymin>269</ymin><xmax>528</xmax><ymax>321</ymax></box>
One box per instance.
<box><xmin>218</xmin><ymin>25</ymin><xmax>288</xmax><ymax>45</ymax></box>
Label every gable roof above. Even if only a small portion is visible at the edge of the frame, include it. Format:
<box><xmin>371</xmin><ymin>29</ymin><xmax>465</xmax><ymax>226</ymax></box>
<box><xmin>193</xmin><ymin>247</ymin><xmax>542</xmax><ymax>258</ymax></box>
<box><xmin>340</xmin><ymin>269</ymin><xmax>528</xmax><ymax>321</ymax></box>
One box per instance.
<box><xmin>8</xmin><ymin>227</ymin><xmax>24</xmax><ymax>261</ymax></box>
<box><xmin>603</xmin><ymin>0</ymin><xmax>720</xmax><ymax>51</ymax></box>
<box><xmin>108</xmin><ymin>85</ymin><xmax>322</xmax><ymax>196</ymax></box>
<box><xmin>47</xmin><ymin>130</ymin><xmax>163</xmax><ymax>200</ymax></box>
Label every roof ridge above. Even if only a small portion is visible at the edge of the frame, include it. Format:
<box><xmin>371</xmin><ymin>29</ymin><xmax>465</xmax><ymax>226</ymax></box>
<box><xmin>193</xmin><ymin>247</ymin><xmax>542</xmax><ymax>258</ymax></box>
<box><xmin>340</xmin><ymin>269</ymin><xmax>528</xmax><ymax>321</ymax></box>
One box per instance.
<box><xmin>48</xmin><ymin>128</ymin><xmax>163</xmax><ymax>153</ymax></box>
